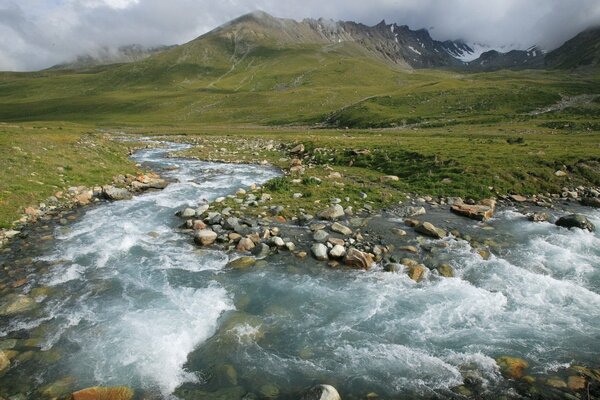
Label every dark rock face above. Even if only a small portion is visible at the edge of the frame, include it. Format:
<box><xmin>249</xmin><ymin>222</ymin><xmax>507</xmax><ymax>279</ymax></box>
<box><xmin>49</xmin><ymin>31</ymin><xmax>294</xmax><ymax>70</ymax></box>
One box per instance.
<box><xmin>556</xmin><ymin>214</ymin><xmax>595</xmax><ymax>232</ymax></box>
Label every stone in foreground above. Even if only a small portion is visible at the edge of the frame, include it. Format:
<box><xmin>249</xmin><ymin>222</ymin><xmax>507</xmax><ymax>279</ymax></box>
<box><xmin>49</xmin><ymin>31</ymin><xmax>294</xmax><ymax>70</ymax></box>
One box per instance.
<box><xmin>450</xmin><ymin>204</ymin><xmax>494</xmax><ymax>221</ymax></box>
<box><xmin>555</xmin><ymin>214</ymin><xmax>595</xmax><ymax>232</ymax></box>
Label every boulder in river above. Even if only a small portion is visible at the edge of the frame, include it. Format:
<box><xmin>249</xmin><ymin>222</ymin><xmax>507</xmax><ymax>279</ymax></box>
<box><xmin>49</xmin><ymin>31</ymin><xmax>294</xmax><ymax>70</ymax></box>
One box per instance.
<box><xmin>451</xmin><ymin>204</ymin><xmax>494</xmax><ymax>221</ymax></box>
<box><xmin>194</xmin><ymin>229</ymin><xmax>218</xmax><ymax>246</ymax></box>
<box><xmin>528</xmin><ymin>212</ymin><xmax>549</xmax><ymax>222</ymax></box>
<box><xmin>407</xmin><ymin>264</ymin><xmax>427</xmax><ymax>282</ymax></box>
<box><xmin>555</xmin><ymin>214</ymin><xmax>595</xmax><ymax>232</ymax></box>
<box><xmin>300</xmin><ymin>384</ymin><xmax>341</xmax><ymax>400</ymax></box>
<box><xmin>102</xmin><ymin>186</ymin><xmax>132</xmax><ymax>201</ymax></box>
<box><xmin>227</xmin><ymin>256</ymin><xmax>257</xmax><ymax>269</ymax></box>
<box><xmin>437</xmin><ymin>263</ymin><xmax>454</xmax><ymax>278</ymax></box>
<box><xmin>581</xmin><ymin>197</ymin><xmax>600</xmax><ymax>208</ymax></box>
<box><xmin>70</xmin><ymin>386</ymin><xmax>134</xmax><ymax>400</ymax></box>
<box><xmin>415</xmin><ymin>222</ymin><xmax>446</xmax><ymax>239</ymax></box>
<box><xmin>496</xmin><ymin>356</ymin><xmax>529</xmax><ymax>379</ymax></box>
<box><xmin>344</xmin><ymin>248</ymin><xmax>374</xmax><ymax>270</ymax></box>
<box><xmin>251</xmin><ymin>243</ymin><xmax>271</xmax><ymax>259</ymax></box>
<box><xmin>318</xmin><ymin>204</ymin><xmax>345</xmax><ymax>221</ymax></box>
<box><xmin>311</xmin><ymin>243</ymin><xmax>329</xmax><ymax>261</ymax></box>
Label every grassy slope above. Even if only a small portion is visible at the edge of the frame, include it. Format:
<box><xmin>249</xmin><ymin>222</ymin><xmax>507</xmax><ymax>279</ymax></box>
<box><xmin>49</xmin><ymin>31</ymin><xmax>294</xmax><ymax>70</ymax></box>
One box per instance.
<box><xmin>0</xmin><ymin>28</ymin><xmax>599</xmax><ymax>226</ymax></box>
<box><xmin>0</xmin><ymin>123</ymin><xmax>138</xmax><ymax>228</ymax></box>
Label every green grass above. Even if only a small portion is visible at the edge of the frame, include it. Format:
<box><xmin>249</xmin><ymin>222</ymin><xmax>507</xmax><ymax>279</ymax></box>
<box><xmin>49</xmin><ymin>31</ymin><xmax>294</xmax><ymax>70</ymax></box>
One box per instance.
<box><xmin>0</xmin><ymin>29</ymin><xmax>598</xmax><ymax>225</ymax></box>
<box><xmin>0</xmin><ymin>123</ymin><xmax>138</xmax><ymax>228</ymax></box>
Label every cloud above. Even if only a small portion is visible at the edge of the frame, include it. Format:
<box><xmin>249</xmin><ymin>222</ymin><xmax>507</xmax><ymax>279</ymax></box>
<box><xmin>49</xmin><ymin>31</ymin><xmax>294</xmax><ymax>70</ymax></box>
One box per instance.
<box><xmin>1</xmin><ymin>0</ymin><xmax>599</xmax><ymax>71</ymax></box>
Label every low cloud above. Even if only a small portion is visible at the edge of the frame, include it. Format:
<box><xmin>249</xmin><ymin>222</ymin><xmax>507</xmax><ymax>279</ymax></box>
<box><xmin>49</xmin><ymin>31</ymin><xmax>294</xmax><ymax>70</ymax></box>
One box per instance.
<box><xmin>1</xmin><ymin>0</ymin><xmax>599</xmax><ymax>71</ymax></box>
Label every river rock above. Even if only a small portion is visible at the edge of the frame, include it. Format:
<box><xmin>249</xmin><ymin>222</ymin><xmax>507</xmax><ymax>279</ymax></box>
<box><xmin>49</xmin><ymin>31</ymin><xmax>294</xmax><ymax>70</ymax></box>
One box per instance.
<box><xmin>555</xmin><ymin>214</ymin><xmax>595</xmax><ymax>232</ymax></box>
<box><xmin>581</xmin><ymin>197</ymin><xmax>600</xmax><ymax>208</ymax></box>
<box><xmin>270</xmin><ymin>237</ymin><xmax>285</xmax><ymax>248</ymax></box>
<box><xmin>496</xmin><ymin>356</ymin><xmax>529</xmax><ymax>379</ymax></box>
<box><xmin>318</xmin><ymin>204</ymin><xmax>345</xmax><ymax>221</ymax></box>
<box><xmin>437</xmin><ymin>263</ymin><xmax>454</xmax><ymax>278</ymax></box>
<box><xmin>227</xmin><ymin>256</ymin><xmax>256</xmax><ymax>269</ymax></box>
<box><xmin>313</xmin><ymin>230</ymin><xmax>329</xmax><ymax>242</ymax></box>
<box><xmin>528</xmin><ymin>212</ymin><xmax>549</xmax><ymax>222</ymax></box>
<box><xmin>102</xmin><ymin>186</ymin><xmax>132</xmax><ymax>201</ymax></box>
<box><xmin>407</xmin><ymin>264</ymin><xmax>427</xmax><ymax>282</ymax></box>
<box><xmin>311</xmin><ymin>243</ymin><xmax>329</xmax><ymax>261</ymax></box>
<box><xmin>194</xmin><ymin>229</ymin><xmax>218</xmax><ymax>246</ymax></box>
<box><xmin>0</xmin><ymin>294</ymin><xmax>37</xmax><ymax>316</ymax></box>
<box><xmin>71</xmin><ymin>386</ymin><xmax>134</xmax><ymax>400</ymax></box>
<box><xmin>251</xmin><ymin>243</ymin><xmax>271</xmax><ymax>259</ymax></box>
<box><xmin>0</xmin><ymin>351</ymin><xmax>9</xmax><ymax>372</ymax></box>
<box><xmin>180</xmin><ymin>208</ymin><xmax>196</xmax><ymax>218</ymax></box>
<box><xmin>329</xmin><ymin>245</ymin><xmax>346</xmax><ymax>259</ymax></box>
<box><xmin>236</xmin><ymin>238</ymin><xmax>255</xmax><ymax>252</ymax></box>
<box><xmin>384</xmin><ymin>263</ymin><xmax>403</xmax><ymax>273</ymax></box>
<box><xmin>195</xmin><ymin>204</ymin><xmax>210</xmax><ymax>215</ymax></box>
<box><xmin>344</xmin><ymin>248</ymin><xmax>374</xmax><ymax>270</ymax></box>
<box><xmin>331</xmin><ymin>222</ymin><xmax>352</xmax><ymax>236</ymax></box>
<box><xmin>415</xmin><ymin>222</ymin><xmax>446</xmax><ymax>239</ymax></box>
<box><xmin>451</xmin><ymin>204</ymin><xmax>494</xmax><ymax>221</ymax></box>
<box><xmin>300</xmin><ymin>384</ymin><xmax>341</xmax><ymax>400</ymax></box>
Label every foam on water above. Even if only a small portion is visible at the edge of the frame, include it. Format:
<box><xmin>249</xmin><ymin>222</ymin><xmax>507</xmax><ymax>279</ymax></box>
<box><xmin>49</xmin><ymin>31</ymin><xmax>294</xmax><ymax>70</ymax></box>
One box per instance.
<box><xmin>22</xmin><ymin>141</ymin><xmax>280</xmax><ymax>396</ymax></box>
<box><xmin>6</xmin><ymin>140</ymin><xmax>599</xmax><ymax>398</ymax></box>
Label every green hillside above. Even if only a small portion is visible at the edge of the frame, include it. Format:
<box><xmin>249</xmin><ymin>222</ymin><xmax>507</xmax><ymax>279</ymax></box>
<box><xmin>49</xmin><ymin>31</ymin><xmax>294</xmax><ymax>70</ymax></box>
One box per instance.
<box><xmin>0</xmin><ymin>13</ymin><xmax>599</xmax><ymax>227</ymax></box>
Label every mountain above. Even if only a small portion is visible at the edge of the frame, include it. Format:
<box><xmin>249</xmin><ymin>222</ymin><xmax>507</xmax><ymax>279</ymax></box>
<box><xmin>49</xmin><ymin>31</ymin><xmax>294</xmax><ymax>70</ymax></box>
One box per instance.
<box><xmin>464</xmin><ymin>46</ymin><xmax>545</xmax><ymax>71</ymax></box>
<box><xmin>193</xmin><ymin>11</ymin><xmax>469</xmax><ymax>69</ymax></box>
<box><xmin>0</xmin><ymin>10</ymin><xmax>598</xmax><ymax>127</ymax></box>
<box><xmin>545</xmin><ymin>26</ymin><xmax>600</xmax><ymax>69</ymax></box>
<box><xmin>50</xmin><ymin>44</ymin><xmax>175</xmax><ymax>70</ymax></box>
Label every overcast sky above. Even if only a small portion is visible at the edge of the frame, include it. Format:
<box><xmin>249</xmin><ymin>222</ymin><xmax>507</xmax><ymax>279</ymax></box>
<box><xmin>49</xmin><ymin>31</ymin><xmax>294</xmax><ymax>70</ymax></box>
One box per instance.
<box><xmin>1</xmin><ymin>0</ymin><xmax>599</xmax><ymax>71</ymax></box>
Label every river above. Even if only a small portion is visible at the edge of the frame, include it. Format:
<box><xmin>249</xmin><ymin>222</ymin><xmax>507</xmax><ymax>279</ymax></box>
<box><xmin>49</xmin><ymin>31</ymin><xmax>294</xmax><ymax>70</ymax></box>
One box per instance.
<box><xmin>0</xmin><ymin>141</ymin><xmax>599</xmax><ymax>399</ymax></box>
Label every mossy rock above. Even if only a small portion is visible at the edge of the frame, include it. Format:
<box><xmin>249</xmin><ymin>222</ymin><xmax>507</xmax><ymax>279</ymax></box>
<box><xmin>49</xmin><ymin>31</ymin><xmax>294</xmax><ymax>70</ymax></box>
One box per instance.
<box><xmin>496</xmin><ymin>356</ymin><xmax>529</xmax><ymax>379</ymax></box>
